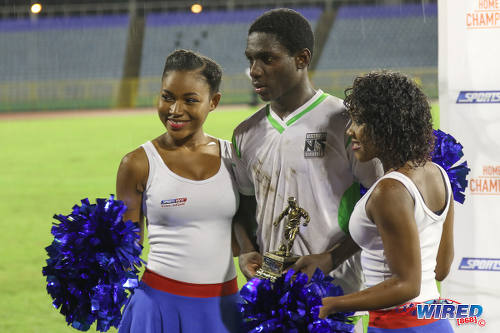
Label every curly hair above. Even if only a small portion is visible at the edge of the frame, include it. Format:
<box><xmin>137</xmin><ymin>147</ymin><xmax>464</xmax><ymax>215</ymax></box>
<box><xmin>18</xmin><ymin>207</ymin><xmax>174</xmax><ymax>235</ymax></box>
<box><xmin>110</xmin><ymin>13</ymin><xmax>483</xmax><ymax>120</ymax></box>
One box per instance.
<box><xmin>249</xmin><ymin>8</ymin><xmax>314</xmax><ymax>57</ymax></box>
<box><xmin>344</xmin><ymin>71</ymin><xmax>434</xmax><ymax>170</ymax></box>
<box><xmin>162</xmin><ymin>49</ymin><xmax>222</xmax><ymax>95</ymax></box>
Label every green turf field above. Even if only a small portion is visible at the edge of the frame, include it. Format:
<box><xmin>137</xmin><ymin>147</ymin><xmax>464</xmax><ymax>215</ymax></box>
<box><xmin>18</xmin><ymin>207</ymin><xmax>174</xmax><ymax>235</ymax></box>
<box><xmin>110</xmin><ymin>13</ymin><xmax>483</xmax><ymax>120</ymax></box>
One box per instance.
<box><xmin>0</xmin><ymin>103</ymin><xmax>439</xmax><ymax>333</ymax></box>
<box><xmin>0</xmin><ymin>107</ymin><xmax>256</xmax><ymax>333</ymax></box>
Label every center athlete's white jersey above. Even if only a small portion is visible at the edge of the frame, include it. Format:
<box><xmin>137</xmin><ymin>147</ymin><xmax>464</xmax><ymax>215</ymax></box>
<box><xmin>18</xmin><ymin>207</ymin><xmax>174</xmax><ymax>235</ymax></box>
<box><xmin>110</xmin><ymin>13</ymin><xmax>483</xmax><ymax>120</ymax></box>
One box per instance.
<box><xmin>232</xmin><ymin>90</ymin><xmax>383</xmax><ymax>293</ymax></box>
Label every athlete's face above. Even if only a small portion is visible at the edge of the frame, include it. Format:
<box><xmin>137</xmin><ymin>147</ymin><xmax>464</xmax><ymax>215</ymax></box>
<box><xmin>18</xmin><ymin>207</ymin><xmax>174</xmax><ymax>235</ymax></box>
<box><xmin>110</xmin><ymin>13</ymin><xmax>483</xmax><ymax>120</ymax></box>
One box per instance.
<box><xmin>245</xmin><ymin>32</ymin><xmax>303</xmax><ymax>102</ymax></box>
<box><xmin>158</xmin><ymin>70</ymin><xmax>220</xmax><ymax>142</ymax></box>
<box><xmin>346</xmin><ymin>118</ymin><xmax>377</xmax><ymax>162</ymax></box>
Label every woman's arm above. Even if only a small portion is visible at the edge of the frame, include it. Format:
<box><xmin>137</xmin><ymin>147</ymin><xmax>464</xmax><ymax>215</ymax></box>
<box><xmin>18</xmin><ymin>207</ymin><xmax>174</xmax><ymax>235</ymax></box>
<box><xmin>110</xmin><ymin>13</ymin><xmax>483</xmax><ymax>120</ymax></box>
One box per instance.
<box><xmin>290</xmin><ymin>235</ymin><xmax>360</xmax><ymax>279</ymax></box>
<box><xmin>116</xmin><ymin>148</ymin><xmax>148</xmax><ymax>245</ymax></box>
<box><xmin>435</xmin><ymin>198</ymin><xmax>454</xmax><ymax>281</ymax></box>
<box><xmin>320</xmin><ymin>178</ymin><xmax>421</xmax><ymax>317</ymax></box>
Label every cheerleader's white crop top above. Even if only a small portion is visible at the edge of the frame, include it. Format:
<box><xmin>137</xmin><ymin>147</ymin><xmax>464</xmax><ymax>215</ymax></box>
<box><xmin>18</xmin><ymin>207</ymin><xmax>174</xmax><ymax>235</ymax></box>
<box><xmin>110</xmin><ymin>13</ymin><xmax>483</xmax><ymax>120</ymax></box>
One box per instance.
<box><xmin>141</xmin><ymin>139</ymin><xmax>238</xmax><ymax>284</ymax></box>
<box><xmin>349</xmin><ymin>163</ymin><xmax>452</xmax><ymax>303</ymax></box>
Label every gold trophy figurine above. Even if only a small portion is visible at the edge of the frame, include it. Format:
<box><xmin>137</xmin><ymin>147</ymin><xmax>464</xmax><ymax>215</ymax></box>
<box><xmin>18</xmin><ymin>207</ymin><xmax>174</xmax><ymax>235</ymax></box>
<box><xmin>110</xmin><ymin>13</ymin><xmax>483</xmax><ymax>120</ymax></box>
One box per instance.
<box><xmin>255</xmin><ymin>197</ymin><xmax>310</xmax><ymax>281</ymax></box>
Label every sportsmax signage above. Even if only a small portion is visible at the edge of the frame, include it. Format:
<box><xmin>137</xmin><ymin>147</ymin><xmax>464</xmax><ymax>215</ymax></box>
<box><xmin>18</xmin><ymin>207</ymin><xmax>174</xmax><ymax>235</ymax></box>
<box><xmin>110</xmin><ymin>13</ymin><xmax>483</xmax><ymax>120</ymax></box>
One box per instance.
<box><xmin>439</xmin><ymin>0</ymin><xmax>500</xmax><ymax>331</ymax></box>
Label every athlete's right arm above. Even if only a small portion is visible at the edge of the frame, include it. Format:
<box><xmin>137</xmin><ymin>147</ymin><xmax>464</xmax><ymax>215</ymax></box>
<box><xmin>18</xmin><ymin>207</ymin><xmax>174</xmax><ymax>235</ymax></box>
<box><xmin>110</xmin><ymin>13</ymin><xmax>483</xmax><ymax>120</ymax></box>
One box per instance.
<box><xmin>116</xmin><ymin>148</ymin><xmax>148</xmax><ymax>245</ymax></box>
<box><xmin>233</xmin><ymin>194</ymin><xmax>262</xmax><ymax>280</ymax></box>
<box><xmin>230</xmin><ymin>130</ymin><xmax>262</xmax><ymax>279</ymax></box>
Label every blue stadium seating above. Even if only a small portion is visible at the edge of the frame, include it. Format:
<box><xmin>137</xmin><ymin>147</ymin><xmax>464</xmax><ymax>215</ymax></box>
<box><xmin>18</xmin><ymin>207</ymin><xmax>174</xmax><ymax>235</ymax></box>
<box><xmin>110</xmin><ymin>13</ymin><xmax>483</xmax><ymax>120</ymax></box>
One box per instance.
<box><xmin>0</xmin><ymin>5</ymin><xmax>439</xmax><ymax>110</ymax></box>
<box><xmin>316</xmin><ymin>3</ymin><xmax>437</xmax><ymax>70</ymax></box>
<box><xmin>140</xmin><ymin>7</ymin><xmax>322</xmax><ymax>77</ymax></box>
<box><xmin>0</xmin><ymin>15</ymin><xmax>129</xmax><ymax>82</ymax></box>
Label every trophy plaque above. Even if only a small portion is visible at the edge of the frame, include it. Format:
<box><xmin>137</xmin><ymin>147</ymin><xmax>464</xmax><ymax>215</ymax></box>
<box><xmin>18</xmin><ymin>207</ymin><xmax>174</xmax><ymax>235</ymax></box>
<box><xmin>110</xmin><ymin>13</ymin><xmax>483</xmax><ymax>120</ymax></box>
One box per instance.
<box><xmin>255</xmin><ymin>197</ymin><xmax>310</xmax><ymax>282</ymax></box>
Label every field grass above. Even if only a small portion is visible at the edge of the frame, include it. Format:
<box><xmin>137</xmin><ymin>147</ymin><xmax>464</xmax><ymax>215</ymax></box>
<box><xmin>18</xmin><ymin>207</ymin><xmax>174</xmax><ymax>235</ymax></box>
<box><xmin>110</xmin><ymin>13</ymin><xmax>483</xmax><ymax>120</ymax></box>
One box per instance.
<box><xmin>0</xmin><ymin>107</ymin><xmax>256</xmax><ymax>333</ymax></box>
<box><xmin>0</xmin><ymin>103</ymin><xmax>439</xmax><ymax>333</ymax></box>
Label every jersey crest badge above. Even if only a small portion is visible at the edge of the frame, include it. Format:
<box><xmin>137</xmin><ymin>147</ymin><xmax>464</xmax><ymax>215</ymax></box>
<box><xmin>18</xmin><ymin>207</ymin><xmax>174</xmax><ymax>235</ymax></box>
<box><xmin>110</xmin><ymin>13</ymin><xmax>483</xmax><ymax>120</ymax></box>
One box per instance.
<box><xmin>304</xmin><ymin>132</ymin><xmax>327</xmax><ymax>157</ymax></box>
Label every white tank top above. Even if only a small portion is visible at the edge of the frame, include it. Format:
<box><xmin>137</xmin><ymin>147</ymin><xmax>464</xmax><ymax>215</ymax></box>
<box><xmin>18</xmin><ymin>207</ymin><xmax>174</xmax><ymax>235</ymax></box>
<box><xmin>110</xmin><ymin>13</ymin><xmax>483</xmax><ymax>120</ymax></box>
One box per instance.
<box><xmin>349</xmin><ymin>163</ymin><xmax>452</xmax><ymax>303</ymax></box>
<box><xmin>141</xmin><ymin>139</ymin><xmax>238</xmax><ymax>284</ymax></box>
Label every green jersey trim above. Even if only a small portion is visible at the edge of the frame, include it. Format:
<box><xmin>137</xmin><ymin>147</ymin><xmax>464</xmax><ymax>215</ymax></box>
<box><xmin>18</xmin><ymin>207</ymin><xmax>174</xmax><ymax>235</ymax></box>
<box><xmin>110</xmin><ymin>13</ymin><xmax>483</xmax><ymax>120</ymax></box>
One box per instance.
<box><xmin>338</xmin><ymin>182</ymin><xmax>362</xmax><ymax>234</ymax></box>
<box><xmin>266</xmin><ymin>105</ymin><xmax>285</xmax><ymax>133</ymax></box>
<box><xmin>265</xmin><ymin>92</ymin><xmax>329</xmax><ymax>133</ymax></box>
<box><xmin>286</xmin><ymin>92</ymin><xmax>328</xmax><ymax>126</ymax></box>
<box><xmin>232</xmin><ymin>133</ymin><xmax>241</xmax><ymax>158</ymax></box>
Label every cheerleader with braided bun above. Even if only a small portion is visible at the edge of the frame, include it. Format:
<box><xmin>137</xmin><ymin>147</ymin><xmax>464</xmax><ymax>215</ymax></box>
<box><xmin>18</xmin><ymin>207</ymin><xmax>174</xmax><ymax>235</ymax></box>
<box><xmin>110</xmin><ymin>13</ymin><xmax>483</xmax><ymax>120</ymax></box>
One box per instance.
<box><xmin>117</xmin><ymin>49</ymin><xmax>242</xmax><ymax>333</ymax></box>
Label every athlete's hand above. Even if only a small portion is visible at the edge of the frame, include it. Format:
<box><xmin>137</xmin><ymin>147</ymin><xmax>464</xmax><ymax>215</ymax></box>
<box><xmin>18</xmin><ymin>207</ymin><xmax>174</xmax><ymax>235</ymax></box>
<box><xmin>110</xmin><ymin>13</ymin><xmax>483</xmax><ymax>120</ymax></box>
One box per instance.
<box><xmin>238</xmin><ymin>251</ymin><xmax>262</xmax><ymax>280</ymax></box>
<box><xmin>288</xmin><ymin>253</ymin><xmax>333</xmax><ymax>280</ymax></box>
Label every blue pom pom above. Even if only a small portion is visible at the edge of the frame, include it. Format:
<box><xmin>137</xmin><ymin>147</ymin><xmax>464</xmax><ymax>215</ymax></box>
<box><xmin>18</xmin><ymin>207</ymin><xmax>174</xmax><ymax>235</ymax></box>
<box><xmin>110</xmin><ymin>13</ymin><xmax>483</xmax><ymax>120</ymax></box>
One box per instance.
<box><xmin>359</xmin><ymin>184</ymin><xmax>368</xmax><ymax>197</ymax></box>
<box><xmin>239</xmin><ymin>269</ymin><xmax>354</xmax><ymax>333</ymax></box>
<box><xmin>360</xmin><ymin>129</ymin><xmax>471</xmax><ymax>203</ymax></box>
<box><xmin>42</xmin><ymin>195</ymin><xmax>144</xmax><ymax>332</ymax></box>
<box><xmin>431</xmin><ymin>129</ymin><xmax>471</xmax><ymax>204</ymax></box>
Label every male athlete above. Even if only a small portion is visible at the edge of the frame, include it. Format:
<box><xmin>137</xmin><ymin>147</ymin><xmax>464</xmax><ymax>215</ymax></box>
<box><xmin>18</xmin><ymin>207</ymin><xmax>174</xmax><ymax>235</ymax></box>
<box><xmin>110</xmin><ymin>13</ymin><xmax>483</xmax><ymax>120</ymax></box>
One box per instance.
<box><xmin>231</xmin><ymin>8</ymin><xmax>383</xmax><ymax>330</ymax></box>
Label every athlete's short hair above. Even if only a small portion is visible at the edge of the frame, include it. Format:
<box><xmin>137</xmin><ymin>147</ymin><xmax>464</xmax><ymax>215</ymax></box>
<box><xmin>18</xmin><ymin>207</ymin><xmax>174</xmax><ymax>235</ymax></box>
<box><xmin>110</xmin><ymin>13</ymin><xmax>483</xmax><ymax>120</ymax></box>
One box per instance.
<box><xmin>249</xmin><ymin>8</ymin><xmax>314</xmax><ymax>57</ymax></box>
<box><xmin>344</xmin><ymin>71</ymin><xmax>434</xmax><ymax>169</ymax></box>
<box><xmin>162</xmin><ymin>49</ymin><xmax>222</xmax><ymax>94</ymax></box>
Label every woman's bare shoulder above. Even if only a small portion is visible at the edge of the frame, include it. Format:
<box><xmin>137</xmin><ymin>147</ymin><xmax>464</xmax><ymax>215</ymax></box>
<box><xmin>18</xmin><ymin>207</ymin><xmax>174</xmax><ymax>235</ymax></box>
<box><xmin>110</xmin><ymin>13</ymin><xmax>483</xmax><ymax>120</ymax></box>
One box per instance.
<box><xmin>118</xmin><ymin>146</ymin><xmax>149</xmax><ymax>179</ymax></box>
<box><xmin>366</xmin><ymin>177</ymin><xmax>414</xmax><ymax>221</ymax></box>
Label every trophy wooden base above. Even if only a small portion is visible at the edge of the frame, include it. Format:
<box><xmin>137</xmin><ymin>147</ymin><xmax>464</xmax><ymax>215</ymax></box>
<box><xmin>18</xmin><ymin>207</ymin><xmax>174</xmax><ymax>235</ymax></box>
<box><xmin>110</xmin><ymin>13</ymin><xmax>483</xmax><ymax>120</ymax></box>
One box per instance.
<box><xmin>255</xmin><ymin>251</ymin><xmax>299</xmax><ymax>282</ymax></box>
